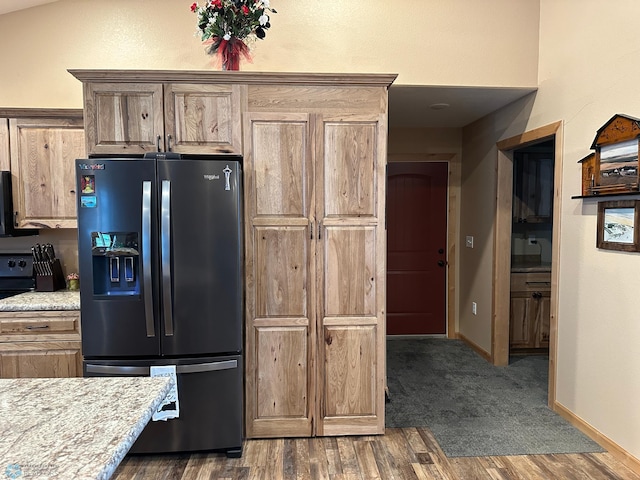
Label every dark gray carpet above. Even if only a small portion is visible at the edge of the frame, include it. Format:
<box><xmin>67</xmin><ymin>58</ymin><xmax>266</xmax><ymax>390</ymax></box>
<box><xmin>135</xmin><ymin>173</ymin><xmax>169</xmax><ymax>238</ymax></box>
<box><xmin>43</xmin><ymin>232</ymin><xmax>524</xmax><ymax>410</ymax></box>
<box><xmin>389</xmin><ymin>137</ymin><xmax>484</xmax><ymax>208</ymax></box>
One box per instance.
<box><xmin>385</xmin><ymin>337</ymin><xmax>604</xmax><ymax>457</ymax></box>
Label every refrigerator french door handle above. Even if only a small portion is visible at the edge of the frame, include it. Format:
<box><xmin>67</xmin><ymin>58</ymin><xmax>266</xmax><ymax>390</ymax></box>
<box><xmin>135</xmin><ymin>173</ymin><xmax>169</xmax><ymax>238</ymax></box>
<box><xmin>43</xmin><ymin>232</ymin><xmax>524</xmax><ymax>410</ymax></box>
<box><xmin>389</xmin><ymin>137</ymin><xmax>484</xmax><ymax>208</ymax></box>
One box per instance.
<box><xmin>161</xmin><ymin>180</ymin><xmax>174</xmax><ymax>336</ymax></box>
<box><xmin>142</xmin><ymin>181</ymin><xmax>156</xmax><ymax>338</ymax></box>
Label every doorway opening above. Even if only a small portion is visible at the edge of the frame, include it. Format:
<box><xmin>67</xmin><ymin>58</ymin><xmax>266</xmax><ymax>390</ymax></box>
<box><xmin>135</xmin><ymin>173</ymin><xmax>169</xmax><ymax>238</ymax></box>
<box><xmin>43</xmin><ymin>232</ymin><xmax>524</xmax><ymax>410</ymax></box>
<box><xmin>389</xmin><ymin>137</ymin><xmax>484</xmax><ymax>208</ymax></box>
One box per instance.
<box><xmin>493</xmin><ymin>122</ymin><xmax>563</xmax><ymax>408</ymax></box>
<box><xmin>509</xmin><ymin>139</ymin><xmax>554</xmax><ymax>358</ymax></box>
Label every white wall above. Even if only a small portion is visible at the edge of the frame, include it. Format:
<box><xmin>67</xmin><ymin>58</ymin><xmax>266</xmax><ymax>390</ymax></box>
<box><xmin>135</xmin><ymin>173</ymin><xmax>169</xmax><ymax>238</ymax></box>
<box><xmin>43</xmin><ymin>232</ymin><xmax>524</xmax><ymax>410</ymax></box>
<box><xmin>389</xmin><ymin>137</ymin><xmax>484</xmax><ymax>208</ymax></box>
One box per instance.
<box><xmin>460</xmin><ymin>0</ymin><xmax>640</xmax><ymax>461</ymax></box>
<box><xmin>0</xmin><ymin>0</ymin><xmax>539</xmax><ymax>107</ymax></box>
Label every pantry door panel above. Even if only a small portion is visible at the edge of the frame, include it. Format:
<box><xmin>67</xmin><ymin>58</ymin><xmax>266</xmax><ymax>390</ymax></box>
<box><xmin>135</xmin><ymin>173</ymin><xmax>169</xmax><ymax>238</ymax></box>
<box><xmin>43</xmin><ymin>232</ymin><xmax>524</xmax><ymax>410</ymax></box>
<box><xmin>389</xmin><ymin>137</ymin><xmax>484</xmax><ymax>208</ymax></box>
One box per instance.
<box><xmin>315</xmin><ymin>115</ymin><xmax>386</xmax><ymax>436</ymax></box>
<box><xmin>244</xmin><ymin>113</ymin><xmax>315</xmax><ymax>438</ymax></box>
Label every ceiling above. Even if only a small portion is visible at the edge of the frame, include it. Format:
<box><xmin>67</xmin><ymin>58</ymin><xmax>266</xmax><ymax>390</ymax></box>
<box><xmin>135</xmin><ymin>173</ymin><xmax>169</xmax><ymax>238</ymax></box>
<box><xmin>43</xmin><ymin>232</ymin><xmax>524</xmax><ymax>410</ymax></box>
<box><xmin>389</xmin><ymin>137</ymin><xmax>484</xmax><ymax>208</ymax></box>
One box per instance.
<box><xmin>1</xmin><ymin>1</ymin><xmax>536</xmax><ymax>129</ymax></box>
<box><xmin>388</xmin><ymin>85</ymin><xmax>537</xmax><ymax>128</ymax></box>
<box><xmin>0</xmin><ymin>0</ymin><xmax>58</xmax><ymax>15</ymax></box>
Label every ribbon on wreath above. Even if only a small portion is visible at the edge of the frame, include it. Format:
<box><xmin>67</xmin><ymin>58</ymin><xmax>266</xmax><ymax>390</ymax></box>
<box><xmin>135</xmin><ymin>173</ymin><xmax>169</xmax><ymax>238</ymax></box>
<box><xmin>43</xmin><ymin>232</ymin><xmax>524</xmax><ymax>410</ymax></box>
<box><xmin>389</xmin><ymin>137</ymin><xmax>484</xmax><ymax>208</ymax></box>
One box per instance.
<box><xmin>204</xmin><ymin>36</ymin><xmax>252</xmax><ymax>70</ymax></box>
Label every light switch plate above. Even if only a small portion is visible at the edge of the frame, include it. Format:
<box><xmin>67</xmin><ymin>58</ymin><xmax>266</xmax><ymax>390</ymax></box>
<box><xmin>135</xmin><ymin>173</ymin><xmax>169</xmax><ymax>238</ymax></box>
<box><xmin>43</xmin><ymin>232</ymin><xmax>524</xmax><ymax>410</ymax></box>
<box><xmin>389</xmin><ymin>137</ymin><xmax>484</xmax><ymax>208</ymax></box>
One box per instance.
<box><xmin>466</xmin><ymin>236</ymin><xmax>474</xmax><ymax>248</ymax></box>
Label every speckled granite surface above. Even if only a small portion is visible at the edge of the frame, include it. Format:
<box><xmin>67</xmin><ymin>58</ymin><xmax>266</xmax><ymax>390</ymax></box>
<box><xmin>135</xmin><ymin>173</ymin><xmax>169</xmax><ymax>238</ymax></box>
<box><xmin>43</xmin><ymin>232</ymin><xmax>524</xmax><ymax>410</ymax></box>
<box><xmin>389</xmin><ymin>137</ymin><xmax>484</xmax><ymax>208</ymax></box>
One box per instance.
<box><xmin>0</xmin><ymin>376</ymin><xmax>172</xmax><ymax>480</ymax></box>
<box><xmin>0</xmin><ymin>290</ymin><xmax>80</xmax><ymax>311</ymax></box>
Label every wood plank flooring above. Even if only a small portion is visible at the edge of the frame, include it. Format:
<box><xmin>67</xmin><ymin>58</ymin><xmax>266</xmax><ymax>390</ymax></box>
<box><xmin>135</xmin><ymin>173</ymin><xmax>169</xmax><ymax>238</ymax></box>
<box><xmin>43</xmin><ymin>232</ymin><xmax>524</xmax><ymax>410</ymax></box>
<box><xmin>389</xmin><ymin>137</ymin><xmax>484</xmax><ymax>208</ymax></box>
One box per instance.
<box><xmin>112</xmin><ymin>427</ymin><xmax>640</xmax><ymax>480</ymax></box>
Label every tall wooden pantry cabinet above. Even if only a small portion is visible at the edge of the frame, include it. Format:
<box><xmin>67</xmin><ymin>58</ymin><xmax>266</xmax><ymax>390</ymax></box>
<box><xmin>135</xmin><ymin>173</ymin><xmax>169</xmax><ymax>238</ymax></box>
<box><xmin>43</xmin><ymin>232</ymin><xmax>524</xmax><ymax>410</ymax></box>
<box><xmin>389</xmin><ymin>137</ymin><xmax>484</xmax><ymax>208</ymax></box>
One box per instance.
<box><xmin>69</xmin><ymin>70</ymin><xmax>396</xmax><ymax>438</ymax></box>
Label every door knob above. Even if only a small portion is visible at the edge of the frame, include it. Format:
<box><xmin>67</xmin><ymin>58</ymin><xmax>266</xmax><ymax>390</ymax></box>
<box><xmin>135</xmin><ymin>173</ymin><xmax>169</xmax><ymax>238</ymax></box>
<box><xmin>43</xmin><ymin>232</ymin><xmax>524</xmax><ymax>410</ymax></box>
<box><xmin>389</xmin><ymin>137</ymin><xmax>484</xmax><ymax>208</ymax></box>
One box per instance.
<box><xmin>437</xmin><ymin>260</ymin><xmax>446</xmax><ymax>267</ymax></box>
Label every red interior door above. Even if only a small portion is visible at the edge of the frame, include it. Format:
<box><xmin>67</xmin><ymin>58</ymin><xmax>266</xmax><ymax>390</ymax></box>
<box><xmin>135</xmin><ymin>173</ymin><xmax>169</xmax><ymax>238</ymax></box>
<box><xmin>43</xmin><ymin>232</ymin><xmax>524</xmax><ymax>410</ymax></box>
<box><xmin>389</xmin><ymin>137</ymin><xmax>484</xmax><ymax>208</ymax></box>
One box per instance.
<box><xmin>386</xmin><ymin>162</ymin><xmax>448</xmax><ymax>335</ymax></box>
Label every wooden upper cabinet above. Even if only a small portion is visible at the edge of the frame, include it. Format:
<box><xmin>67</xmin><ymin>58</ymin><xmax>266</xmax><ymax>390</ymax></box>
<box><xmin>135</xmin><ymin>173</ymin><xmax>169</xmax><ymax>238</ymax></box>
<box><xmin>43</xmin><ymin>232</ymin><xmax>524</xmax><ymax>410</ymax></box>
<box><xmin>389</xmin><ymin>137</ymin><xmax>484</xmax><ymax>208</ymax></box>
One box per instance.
<box><xmin>84</xmin><ymin>82</ymin><xmax>164</xmax><ymax>156</ymax></box>
<box><xmin>82</xmin><ymin>81</ymin><xmax>241</xmax><ymax>156</ymax></box>
<box><xmin>6</xmin><ymin>112</ymin><xmax>85</xmax><ymax>229</ymax></box>
<box><xmin>513</xmin><ymin>151</ymin><xmax>554</xmax><ymax>224</ymax></box>
<box><xmin>164</xmin><ymin>83</ymin><xmax>242</xmax><ymax>155</ymax></box>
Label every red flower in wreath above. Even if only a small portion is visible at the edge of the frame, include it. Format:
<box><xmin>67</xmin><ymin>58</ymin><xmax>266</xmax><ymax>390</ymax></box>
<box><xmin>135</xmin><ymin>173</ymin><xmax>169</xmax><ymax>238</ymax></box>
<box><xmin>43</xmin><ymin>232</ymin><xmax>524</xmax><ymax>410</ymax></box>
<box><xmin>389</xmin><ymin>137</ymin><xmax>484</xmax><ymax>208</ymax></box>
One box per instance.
<box><xmin>241</xmin><ymin>4</ymin><xmax>249</xmax><ymax>15</ymax></box>
<box><xmin>190</xmin><ymin>2</ymin><xmax>198</xmax><ymax>12</ymax></box>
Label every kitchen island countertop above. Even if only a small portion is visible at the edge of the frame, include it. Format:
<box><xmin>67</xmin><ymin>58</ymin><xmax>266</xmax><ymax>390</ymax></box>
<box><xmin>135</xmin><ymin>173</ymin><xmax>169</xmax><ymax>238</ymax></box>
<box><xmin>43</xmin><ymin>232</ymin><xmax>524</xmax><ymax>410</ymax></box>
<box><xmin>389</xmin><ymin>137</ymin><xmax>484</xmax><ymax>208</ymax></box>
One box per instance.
<box><xmin>0</xmin><ymin>290</ymin><xmax>80</xmax><ymax>311</ymax></box>
<box><xmin>0</xmin><ymin>376</ymin><xmax>172</xmax><ymax>480</ymax></box>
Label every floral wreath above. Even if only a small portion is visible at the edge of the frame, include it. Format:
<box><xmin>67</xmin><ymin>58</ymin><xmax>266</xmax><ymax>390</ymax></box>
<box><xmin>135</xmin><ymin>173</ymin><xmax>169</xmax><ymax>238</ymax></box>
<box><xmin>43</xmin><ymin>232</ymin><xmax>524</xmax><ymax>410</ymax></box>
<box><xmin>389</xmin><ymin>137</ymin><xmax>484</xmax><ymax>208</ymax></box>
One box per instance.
<box><xmin>191</xmin><ymin>0</ymin><xmax>277</xmax><ymax>68</ymax></box>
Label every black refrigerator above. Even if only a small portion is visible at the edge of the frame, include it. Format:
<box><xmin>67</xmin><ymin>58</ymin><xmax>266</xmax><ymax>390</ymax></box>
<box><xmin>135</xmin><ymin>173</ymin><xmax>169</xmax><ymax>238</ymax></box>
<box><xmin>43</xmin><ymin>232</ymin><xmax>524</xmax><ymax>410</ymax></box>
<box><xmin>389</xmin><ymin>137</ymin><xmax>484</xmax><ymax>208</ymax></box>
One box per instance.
<box><xmin>76</xmin><ymin>153</ymin><xmax>243</xmax><ymax>457</ymax></box>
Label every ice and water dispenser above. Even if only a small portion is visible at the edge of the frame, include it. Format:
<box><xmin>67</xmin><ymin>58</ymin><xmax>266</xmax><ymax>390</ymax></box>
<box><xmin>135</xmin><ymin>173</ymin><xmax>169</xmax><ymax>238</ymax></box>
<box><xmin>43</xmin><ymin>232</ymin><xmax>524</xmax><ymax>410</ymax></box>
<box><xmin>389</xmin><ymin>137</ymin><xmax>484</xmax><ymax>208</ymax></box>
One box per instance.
<box><xmin>91</xmin><ymin>232</ymin><xmax>140</xmax><ymax>295</ymax></box>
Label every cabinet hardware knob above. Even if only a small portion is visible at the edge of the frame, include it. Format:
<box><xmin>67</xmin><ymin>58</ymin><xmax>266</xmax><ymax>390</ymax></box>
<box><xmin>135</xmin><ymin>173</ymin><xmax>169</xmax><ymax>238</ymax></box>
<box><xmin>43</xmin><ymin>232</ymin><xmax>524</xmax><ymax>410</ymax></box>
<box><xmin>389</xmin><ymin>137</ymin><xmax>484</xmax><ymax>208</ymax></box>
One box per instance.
<box><xmin>156</xmin><ymin>135</ymin><xmax>162</xmax><ymax>152</ymax></box>
<box><xmin>167</xmin><ymin>134</ymin><xmax>173</xmax><ymax>152</ymax></box>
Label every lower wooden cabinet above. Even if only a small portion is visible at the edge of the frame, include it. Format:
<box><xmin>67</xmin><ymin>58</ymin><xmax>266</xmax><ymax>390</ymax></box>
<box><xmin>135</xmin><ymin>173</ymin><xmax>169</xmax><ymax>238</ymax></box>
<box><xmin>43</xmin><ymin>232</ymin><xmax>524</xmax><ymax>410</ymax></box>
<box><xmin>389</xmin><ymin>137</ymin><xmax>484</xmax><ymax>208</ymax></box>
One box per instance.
<box><xmin>509</xmin><ymin>272</ymin><xmax>550</xmax><ymax>350</ymax></box>
<box><xmin>0</xmin><ymin>311</ymin><xmax>82</xmax><ymax>378</ymax></box>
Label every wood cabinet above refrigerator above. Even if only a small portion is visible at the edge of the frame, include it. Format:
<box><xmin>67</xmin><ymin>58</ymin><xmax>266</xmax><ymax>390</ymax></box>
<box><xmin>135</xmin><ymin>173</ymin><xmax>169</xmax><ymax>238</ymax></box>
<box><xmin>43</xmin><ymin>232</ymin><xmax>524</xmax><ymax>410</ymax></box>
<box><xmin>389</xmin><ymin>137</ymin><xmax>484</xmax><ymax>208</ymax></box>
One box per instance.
<box><xmin>77</xmin><ymin>81</ymin><xmax>242</xmax><ymax>156</ymax></box>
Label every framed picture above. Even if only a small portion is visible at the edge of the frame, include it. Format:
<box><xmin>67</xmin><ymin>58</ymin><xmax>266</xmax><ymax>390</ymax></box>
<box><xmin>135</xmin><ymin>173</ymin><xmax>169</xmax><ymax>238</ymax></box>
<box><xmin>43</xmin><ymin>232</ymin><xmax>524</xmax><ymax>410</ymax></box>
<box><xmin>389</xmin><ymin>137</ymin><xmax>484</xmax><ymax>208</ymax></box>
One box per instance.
<box><xmin>599</xmin><ymin>139</ymin><xmax>639</xmax><ymax>188</ymax></box>
<box><xmin>596</xmin><ymin>200</ymin><xmax>640</xmax><ymax>251</ymax></box>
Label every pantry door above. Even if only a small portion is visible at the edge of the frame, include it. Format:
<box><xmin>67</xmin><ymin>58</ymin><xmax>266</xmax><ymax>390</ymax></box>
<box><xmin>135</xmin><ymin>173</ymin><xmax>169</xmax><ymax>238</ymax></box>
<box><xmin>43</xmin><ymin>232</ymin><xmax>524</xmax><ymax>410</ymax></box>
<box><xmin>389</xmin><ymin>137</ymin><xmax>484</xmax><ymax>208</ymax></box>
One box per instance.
<box><xmin>386</xmin><ymin>162</ymin><xmax>448</xmax><ymax>335</ymax></box>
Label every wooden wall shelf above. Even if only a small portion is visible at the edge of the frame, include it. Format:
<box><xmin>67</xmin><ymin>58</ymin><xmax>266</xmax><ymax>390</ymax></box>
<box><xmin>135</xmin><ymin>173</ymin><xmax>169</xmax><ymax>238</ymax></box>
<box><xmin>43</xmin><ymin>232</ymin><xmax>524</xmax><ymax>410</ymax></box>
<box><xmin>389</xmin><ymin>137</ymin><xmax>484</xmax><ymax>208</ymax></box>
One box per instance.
<box><xmin>572</xmin><ymin>191</ymin><xmax>640</xmax><ymax>199</ymax></box>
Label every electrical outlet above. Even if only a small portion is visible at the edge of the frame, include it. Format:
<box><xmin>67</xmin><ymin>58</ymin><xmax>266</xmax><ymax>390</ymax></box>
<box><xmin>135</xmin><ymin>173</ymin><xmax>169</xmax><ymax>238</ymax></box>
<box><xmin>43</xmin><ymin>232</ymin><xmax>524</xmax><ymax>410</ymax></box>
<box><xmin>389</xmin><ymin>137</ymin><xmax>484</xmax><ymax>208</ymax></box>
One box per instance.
<box><xmin>472</xmin><ymin>302</ymin><xmax>477</xmax><ymax>315</ymax></box>
<box><xmin>466</xmin><ymin>236</ymin><xmax>474</xmax><ymax>248</ymax></box>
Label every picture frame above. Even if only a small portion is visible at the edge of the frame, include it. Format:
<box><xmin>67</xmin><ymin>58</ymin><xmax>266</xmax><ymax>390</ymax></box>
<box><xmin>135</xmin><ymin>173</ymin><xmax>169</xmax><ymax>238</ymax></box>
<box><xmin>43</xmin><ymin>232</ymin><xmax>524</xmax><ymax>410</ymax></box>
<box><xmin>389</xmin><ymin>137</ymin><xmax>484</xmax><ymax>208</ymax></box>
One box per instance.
<box><xmin>596</xmin><ymin>200</ymin><xmax>640</xmax><ymax>251</ymax></box>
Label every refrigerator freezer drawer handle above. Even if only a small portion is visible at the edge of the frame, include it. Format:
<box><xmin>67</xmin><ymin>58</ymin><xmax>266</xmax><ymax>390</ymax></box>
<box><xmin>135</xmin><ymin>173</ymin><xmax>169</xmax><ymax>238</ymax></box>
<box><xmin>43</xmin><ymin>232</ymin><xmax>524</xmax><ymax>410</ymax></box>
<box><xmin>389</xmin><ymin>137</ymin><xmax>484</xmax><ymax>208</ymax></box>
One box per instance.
<box><xmin>84</xmin><ymin>360</ymin><xmax>237</xmax><ymax>376</ymax></box>
<box><xmin>142</xmin><ymin>181</ymin><xmax>156</xmax><ymax>338</ymax></box>
<box><xmin>176</xmin><ymin>360</ymin><xmax>238</xmax><ymax>374</ymax></box>
<box><xmin>85</xmin><ymin>364</ymin><xmax>150</xmax><ymax>375</ymax></box>
<box><xmin>161</xmin><ymin>180</ymin><xmax>174</xmax><ymax>336</ymax></box>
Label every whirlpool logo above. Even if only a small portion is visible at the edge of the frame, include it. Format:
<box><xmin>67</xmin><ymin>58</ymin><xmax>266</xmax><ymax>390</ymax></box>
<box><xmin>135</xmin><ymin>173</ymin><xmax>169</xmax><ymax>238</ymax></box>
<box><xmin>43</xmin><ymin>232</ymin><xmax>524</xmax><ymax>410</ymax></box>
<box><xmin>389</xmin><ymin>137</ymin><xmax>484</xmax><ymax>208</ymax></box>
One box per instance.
<box><xmin>4</xmin><ymin>464</ymin><xmax>22</xmax><ymax>479</ymax></box>
<box><xmin>203</xmin><ymin>174</ymin><xmax>220</xmax><ymax>180</ymax></box>
<box><xmin>4</xmin><ymin>463</ymin><xmax>56</xmax><ymax>478</ymax></box>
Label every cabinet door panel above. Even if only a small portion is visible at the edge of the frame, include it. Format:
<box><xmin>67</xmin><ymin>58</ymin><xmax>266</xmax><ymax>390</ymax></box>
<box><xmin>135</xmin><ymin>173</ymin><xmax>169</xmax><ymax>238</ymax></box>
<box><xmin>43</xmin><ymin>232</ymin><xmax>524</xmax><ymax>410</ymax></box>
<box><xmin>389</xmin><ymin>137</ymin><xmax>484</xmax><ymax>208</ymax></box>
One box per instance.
<box><xmin>533</xmin><ymin>293</ymin><xmax>551</xmax><ymax>347</ymax></box>
<box><xmin>509</xmin><ymin>295</ymin><xmax>531</xmax><ymax>348</ymax></box>
<box><xmin>251</xmin><ymin>119</ymin><xmax>309</xmax><ymax>217</ymax></box>
<box><xmin>85</xmin><ymin>83</ymin><xmax>164</xmax><ymax>155</ymax></box>
<box><xmin>255</xmin><ymin>326</ymin><xmax>309</xmax><ymax>418</ymax></box>
<box><xmin>316</xmin><ymin>114</ymin><xmax>386</xmax><ymax>436</ymax></box>
<box><xmin>319</xmin><ymin>323</ymin><xmax>381</xmax><ymax>435</ymax></box>
<box><xmin>0</xmin><ymin>341</ymin><xmax>82</xmax><ymax>378</ymax></box>
<box><xmin>322</xmin><ymin>121</ymin><xmax>377</xmax><ymax>217</ymax></box>
<box><xmin>322</xmin><ymin>325</ymin><xmax>375</xmax><ymax>416</ymax></box>
<box><xmin>10</xmin><ymin>117</ymin><xmax>85</xmax><ymax>228</ymax></box>
<box><xmin>255</xmin><ymin>227</ymin><xmax>308</xmax><ymax>317</ymax></box>
<box><xmin>244</xmin><ymin>113</ymin><xmax>314</xmax><ymax>438</ymax></box>
<box><xmin>324</xmin><ymin>226</ymin><xmax>376</xmax><ymax>316</ymax></box>
<box><xmin>164</xmin><ymin>83</ymin><xmax>242</xmax><ymax>154</ymax></box>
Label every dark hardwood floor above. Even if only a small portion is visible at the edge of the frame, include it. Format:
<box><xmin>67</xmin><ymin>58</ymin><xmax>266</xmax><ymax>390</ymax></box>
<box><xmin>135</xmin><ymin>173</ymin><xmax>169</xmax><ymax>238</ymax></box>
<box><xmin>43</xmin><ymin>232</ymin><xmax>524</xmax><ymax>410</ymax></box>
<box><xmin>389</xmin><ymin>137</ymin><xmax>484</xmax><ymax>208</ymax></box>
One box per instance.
<box><xmin>112</xmin><ymin>427</ymin><xmax>640</xmax><ymax>479</ymax></box>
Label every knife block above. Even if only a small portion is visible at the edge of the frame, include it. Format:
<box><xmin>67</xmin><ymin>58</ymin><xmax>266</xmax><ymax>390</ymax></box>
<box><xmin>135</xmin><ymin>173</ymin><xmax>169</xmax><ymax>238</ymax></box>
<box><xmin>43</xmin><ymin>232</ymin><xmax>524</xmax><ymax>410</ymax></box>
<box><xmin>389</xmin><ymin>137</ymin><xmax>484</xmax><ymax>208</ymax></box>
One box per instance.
<box><xmin>35</xmin><ymin>259</ymin><xmax>67</xmax><ymax>292</ymax></box>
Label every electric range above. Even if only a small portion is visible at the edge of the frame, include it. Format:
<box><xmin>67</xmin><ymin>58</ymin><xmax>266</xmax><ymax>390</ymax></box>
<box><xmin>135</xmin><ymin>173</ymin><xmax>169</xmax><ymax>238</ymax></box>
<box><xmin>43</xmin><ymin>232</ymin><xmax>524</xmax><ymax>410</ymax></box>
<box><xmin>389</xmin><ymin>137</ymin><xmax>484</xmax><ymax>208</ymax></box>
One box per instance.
<box><xmin>0</xmin><ymin>252</ymin><xmax>35</xmax><ymax>300</ymax></box>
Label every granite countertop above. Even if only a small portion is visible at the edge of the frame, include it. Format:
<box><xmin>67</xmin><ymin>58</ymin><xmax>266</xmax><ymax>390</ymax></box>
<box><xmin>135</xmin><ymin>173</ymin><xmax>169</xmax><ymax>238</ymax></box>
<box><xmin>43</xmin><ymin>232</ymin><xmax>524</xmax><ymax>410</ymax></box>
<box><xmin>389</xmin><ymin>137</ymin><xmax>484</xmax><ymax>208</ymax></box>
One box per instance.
<box><xmin>0</xmin><ymin>376</ymin><xmax>172</xmax><ymax>480</ymax></box>
<box><xmin>0</xmin><ymin>290</ymin><xmax>80</xmax><ymax>312</ymax></box>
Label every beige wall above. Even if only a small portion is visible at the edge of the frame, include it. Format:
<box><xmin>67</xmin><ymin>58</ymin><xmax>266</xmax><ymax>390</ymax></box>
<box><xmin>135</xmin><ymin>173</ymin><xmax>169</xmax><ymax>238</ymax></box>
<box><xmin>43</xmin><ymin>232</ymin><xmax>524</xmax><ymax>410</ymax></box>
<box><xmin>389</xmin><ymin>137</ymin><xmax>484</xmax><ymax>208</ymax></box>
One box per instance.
<box><xmin>459</xmin><ymin>0</ymin><xmax>640</xmax><ymax>461</ymax></box>
<box><xmin>0</xmin><ymin>0</ymin><xmax>539</xmax><ymax>107</ymax></box>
